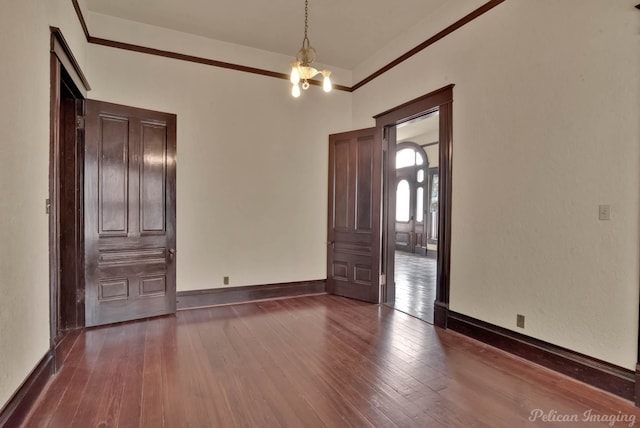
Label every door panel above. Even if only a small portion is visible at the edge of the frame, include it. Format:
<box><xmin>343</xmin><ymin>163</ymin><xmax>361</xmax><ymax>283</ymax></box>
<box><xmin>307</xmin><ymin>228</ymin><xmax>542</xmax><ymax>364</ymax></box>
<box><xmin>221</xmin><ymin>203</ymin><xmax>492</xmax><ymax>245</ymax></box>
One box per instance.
<box><xmin>98</xmin><ymin>115</ymin><xmax>128</xmax><ymax>235</ymax></box>
<box><xmin>85</xmin><ymin>100</ymin><xmax>176</xmax><ymax>327</ymax></box>
<box><xmin>327</xmin><ymin>128</ymin><xmax>381</xmax><ymax>303</ymax></box>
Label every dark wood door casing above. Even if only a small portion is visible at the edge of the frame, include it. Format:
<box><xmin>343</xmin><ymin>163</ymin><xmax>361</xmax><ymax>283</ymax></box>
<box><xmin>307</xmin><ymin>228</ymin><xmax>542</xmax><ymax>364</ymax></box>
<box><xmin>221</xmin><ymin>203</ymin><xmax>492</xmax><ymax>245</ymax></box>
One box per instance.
<box><xmin>58</xmin><ymin>83</ymin><xmax>85</xmax><ymax>331</ymax></box>
<box><xmin>327</xmin><ymin>127</ymin><xmax>382</xmax><ymax>303</ymax></box>
<box><xmin>84</xmin><ymin>100</ymin><xmax>177</xmax><ymax>327</ymax></box>
<box><xmin>50</xmin><ymin>28</ymin><xmax>90</xmax><ymax>343</ymax></box>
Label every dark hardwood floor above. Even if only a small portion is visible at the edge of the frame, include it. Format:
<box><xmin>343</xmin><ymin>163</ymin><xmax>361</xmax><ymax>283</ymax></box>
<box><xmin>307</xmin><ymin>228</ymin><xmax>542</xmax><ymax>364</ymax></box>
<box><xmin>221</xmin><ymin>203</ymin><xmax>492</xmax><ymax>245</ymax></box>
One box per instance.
<box><xmin>391</xmin><ymin>251</ymin><xmax>436</xmax><ymax>323</ymax></box>
<box><xmin>23</xmin><ymin>294</ymin><xmax>640</xmax><ymax>427</ymax></box>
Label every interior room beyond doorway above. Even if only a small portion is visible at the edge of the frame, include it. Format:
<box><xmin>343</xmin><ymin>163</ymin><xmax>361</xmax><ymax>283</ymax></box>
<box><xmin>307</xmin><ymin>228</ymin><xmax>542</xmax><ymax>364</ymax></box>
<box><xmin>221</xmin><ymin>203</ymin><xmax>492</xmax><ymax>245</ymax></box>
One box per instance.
<box><xmin>391</xmin><ymin>112</ymin><xmax>439</xmax><ymax>323</ymax></box>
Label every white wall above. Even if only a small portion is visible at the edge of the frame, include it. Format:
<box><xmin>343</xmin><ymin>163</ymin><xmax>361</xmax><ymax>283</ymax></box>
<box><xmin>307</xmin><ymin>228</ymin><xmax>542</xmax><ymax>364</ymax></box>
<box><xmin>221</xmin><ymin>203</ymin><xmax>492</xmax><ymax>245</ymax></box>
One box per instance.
<box><xmin>2</xmin><ymin>0</ymin><xmax>638</xmax><ymax>412</ymax></box>
<box><xmin>353</xmin><ymin>0</ymin><xmax>487</xmax><ymax>84</ymax></box>
<box><xmin>424</xmin><ymin>145</ymin><xmax>439</xmax><ymax>169</ymax></box>
<box><xmin>353</xmin><ymin>0</ymin><xmax>640</xmax><ymax>370</ymax></box>
<box><xmin>87</xmin><ymin>14</ymin><xmax>353</xmax><ymax>291</ymax></box>
<box><xmin>0</xmin><ymin>0</ymin><xmax>87</xmax><ymax>410</ymax></box>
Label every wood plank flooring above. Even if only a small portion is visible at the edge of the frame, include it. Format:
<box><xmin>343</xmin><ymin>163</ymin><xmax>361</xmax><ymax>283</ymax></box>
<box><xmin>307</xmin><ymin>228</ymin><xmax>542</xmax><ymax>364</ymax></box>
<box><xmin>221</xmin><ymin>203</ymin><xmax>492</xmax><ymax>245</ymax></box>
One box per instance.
<box><xmin>392</xmin><ymin>251</ymin><xmax>436</xmax><ymax>323</ymax></box>
<box><xmin>22</xmin><ymin>294</ymin><xmax>640</xmax><ymax>427</ymax></box>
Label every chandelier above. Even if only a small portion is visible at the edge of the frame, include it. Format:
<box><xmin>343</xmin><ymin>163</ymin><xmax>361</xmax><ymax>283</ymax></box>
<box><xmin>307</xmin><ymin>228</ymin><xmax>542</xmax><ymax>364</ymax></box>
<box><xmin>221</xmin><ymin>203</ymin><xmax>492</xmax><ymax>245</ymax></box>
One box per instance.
<box><xmin>289</xmin><ymin>0</ymin><xmax>331</xmax><ymax>97</ymax></box>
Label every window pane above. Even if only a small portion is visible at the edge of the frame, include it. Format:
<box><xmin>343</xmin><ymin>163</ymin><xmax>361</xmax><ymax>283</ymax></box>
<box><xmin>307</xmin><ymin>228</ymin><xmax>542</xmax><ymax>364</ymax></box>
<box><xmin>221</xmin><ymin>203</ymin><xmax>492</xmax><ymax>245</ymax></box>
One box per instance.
<box><xmin>416</xmin><ymin>152</ymin><xmax>424</xmax><ymax>165</ymax></box>
<box><xmin>430</xmin><ymin>173</ymin><xmax>439</xmax><ymax>211</ymax></box>
<box><xmin>430</xmin><ymin>212</ymin><xmax>438</xmax><ymax>241</ymax></box>
<box><xmin>396</xmin><ymin>180</ymin><xmax>410</xmax><ymax>222</ymax></box>
<box><xmin>396</xmin><ymin>148</ymin><xmax>415</xmax><ymax>169</ymax></box>
<box><xmin>417</xmin><ymin>169</ymin><xmax>424</xmax><ymax>183</ymax></box>
<box><xmin>416</xmin><ymin>187</ymin><xmax>424</xmax><ymax>222</ymax></box>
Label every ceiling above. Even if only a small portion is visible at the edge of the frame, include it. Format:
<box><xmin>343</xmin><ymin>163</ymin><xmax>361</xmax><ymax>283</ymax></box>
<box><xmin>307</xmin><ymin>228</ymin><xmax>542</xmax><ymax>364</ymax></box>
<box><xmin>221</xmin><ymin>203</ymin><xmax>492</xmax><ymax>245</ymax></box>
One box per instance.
<box><xmin>397</xmin><ymin>113</ymin><xmax>439</xmax><ymax>142</ymax></box>
<box><xmin>86</xmin><ymin>0</ymin><xmax>465</xmax><ymax>70</ymax></box>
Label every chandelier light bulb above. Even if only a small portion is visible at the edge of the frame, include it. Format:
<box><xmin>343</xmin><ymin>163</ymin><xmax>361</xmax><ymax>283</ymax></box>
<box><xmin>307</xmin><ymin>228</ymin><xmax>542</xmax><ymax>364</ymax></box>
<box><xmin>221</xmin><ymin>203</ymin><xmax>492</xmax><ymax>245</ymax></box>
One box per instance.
<box><xmin>290</xmin><ymin>65</ymin><xmax>300</xmax><ymax>85</ymax></box>
<box><xmin>323</xmin><ymin>74</ymin><xmax>332</xmax><ymax>93</ymax></box>
<box><xmin>292</xmin><ymin>83</ymin><xmax>301</xmax><ymax>98</ymax></box>
<box><xmin>302</xmin><ymin>80</ymin><xmax>310</xmax><ymax>90</ymax></box>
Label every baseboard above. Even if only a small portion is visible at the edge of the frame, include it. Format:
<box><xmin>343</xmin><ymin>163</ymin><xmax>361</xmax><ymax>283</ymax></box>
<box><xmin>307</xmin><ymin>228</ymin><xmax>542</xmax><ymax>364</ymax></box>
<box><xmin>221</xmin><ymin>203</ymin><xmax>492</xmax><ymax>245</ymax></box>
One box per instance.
<box><xmin>0</xmin><ymin>351</ymin><xmax>54</xmax><ymax>428</ymax></box>
<box><xmin>447</xmin><ymin>311</ymin><xmax>635</xmax><ymax>402</ymax></box>
<box><xmin>636</xmin><ymin>364</ymin><xmax>640</xmax><ymax>406</ymax></box>
<box><xmin>177</xmin><ymin>280</ymin><xmax>327</xmax><ymax>310</ymax></box>
<box><xmin>0</xmin><ymin>330</ymin><xmax>82</xmax><ymax>427</ymax></box>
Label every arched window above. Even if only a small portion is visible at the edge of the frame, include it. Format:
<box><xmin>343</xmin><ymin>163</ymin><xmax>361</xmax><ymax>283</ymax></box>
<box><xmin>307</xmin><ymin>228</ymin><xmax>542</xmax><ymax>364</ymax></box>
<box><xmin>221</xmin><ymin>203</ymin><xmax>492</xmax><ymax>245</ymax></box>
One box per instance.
<box><xmin>396</xmin><ymin>179</ymin><xmax>411</xmax><ymax>222</ymax></box>
<box><xmin>396</xmin><ymin>147</ymin><xmax>426</xmax><ymax>169</ymax></box>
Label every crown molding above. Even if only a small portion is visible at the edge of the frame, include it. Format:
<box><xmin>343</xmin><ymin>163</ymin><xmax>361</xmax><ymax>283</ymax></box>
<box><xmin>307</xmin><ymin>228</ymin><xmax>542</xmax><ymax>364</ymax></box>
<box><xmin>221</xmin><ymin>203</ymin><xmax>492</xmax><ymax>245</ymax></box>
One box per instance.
<box><xmin>71</xmin><ymin>0</ymin><xmax>505</xmax><ymax>93</ymax></box>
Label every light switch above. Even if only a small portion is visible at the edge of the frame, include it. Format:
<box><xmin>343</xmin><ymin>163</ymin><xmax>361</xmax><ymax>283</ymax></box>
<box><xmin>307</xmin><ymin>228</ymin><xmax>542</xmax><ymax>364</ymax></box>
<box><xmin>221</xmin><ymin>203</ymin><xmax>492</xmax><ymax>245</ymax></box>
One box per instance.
<box><xmin>598</xmin><ymin>205</ymin><xmax>611</xmax><ymax>221</ymax></box>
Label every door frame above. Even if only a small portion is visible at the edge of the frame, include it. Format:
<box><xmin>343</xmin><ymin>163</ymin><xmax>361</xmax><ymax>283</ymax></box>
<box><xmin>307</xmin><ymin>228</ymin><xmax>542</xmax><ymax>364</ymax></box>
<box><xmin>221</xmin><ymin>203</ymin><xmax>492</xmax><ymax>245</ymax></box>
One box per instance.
<box><xmin>374</xmin><ymin>84</ymin><xmax>454</xmax><ymax>328</ymax></box>
<box><xmin>49</xmin><ymin>28</ymin><xmax>91</xmax><ymax>346</ymax></box>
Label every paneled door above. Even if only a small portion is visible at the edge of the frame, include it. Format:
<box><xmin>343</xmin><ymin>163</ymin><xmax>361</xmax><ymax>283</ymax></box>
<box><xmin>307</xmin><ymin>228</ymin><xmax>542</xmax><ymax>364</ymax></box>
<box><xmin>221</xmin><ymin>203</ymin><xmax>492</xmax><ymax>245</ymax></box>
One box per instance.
<box><xmin>84</xmin><ymin>100</ymin><xmax>176</xmax><ymax>327</ymax></box>
<box><xmin>327</xmin><ymin>128</ymin><xmax>382</xmax><ymax>303</ymax></box>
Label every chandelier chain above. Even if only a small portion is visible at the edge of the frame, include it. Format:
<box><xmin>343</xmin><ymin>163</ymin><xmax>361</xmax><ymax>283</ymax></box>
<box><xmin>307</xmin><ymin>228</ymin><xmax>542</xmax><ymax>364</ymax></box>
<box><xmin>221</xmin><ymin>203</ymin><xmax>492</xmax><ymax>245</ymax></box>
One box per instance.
<box><xmin>304</xmin><ymin>0</ymin><xmax>309</xmax><ymax>43</ymax></box>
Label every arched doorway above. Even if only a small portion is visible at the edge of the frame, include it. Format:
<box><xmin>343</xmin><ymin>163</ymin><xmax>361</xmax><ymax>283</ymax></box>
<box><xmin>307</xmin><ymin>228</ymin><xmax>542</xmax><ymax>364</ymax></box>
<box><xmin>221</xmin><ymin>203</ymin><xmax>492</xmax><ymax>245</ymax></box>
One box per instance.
<box><xmin>394</xmin><ymin>141</ymin><xmax>429</xmax><ymax>254</ymax></box>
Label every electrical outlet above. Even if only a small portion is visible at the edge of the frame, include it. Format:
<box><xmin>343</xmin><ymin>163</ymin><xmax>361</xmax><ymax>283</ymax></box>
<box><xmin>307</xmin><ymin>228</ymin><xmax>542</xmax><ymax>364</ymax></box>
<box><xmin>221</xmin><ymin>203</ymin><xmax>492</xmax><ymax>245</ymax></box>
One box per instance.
<box><xmin>598</xmin><ymin>205</ymin><xmax>611</xmax><ymax>221</ymax></box>
<box><xmin>516</xmin><ymin>314</ymin><xmax>525</xmax><ymax>329</ymax></box>
<box><xmin>223</xmin><ymin>276</ymin><xmax>229</xmax><ymax>285</ymax></box>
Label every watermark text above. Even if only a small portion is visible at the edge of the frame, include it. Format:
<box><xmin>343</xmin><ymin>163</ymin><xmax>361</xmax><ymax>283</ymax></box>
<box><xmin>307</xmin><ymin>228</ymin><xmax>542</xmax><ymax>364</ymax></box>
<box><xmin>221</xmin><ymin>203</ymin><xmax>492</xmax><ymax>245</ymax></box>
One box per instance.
<box><xmin>529</xmin><ymin>409</ymin><xmax>637</xmax><ymax>426</ymax></box>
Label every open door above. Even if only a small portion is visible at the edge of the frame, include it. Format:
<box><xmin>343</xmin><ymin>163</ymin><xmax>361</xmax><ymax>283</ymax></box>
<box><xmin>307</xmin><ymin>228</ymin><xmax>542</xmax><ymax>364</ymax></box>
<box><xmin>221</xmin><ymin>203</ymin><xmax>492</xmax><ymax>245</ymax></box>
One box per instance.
<box><xmin>84</xmin><ymin>100</ymin><xmax>177</xmax><ymax>326</ymax></box>
<box><xmin>327</xmin><ymin>127</ymin><xmax>382</xmax><ymax>303</ymax></box>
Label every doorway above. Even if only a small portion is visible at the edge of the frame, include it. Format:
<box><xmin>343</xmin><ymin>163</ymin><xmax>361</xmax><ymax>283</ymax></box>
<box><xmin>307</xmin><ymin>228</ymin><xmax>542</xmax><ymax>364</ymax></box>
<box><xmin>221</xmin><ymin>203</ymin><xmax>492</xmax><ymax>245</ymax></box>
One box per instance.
<box><xmin>392</xmin><ymin>113</ymin><xmax>439</xmax><ymax>323</ymax></box>
<box><xmin>50</xmin><ymin>28</ymin><xmax>90</xmax><ymax>345</ymax></box>
<box><xmin>375</xmin><ymin>84</ymin><xmax>453</xmax><ymax>328</ymax></box>
<box><xmin>50</xmin><ymin>29</ymin><xmax>178</xmax><ymax>339</ymax></box>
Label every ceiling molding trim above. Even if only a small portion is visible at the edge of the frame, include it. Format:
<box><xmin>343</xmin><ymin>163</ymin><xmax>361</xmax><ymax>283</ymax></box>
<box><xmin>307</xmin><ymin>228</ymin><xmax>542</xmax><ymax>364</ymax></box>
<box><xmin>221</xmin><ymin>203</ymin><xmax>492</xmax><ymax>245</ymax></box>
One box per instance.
<box><xmin>351</xmin><ymin>0</ymin><xmax>506</xmax><ymax>91</ymax></box>
<box><xmin>88</xmin><ymin>36</ymin><xmax>352</xmax><ymax>92</ymax></box>
<box><xmin>70</xmin><ymin>0</ymin><xmax>505</xmax><ymax>93</ymax></box>
<box><xmin>71</xmin><ymin>0</ymin><xmax>90</xmax><ymax>41</ymax></box>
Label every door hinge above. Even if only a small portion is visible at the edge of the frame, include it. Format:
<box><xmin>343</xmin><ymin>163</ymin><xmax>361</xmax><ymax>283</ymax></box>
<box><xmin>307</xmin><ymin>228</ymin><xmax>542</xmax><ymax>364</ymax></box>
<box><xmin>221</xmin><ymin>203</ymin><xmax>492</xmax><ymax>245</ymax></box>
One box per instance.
<box><xmin>76</xmin><ymin>288</ymin><xmax>84</xmax><ymax>304</ymax></box>
<box><xmin>45</xmin><ymin>198</ymin><xmax>51</xmax><ymax>215</ymax></box>
<box><xmin>380</xmin><ymin>273</ymin><xmax>386</xmax><ymax>286</ymax></box>
<box><xmin>76</xmin><ymin>115</ymin><xmax>85</xmax><ymax>130</ymax></box>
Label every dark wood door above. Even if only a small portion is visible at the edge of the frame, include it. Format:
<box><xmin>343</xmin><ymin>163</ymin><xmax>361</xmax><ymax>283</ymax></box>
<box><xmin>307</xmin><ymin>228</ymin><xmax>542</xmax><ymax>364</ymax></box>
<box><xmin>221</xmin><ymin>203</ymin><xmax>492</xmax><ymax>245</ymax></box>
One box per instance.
<box><xmin>84</xmin><ymin>100</ymin><xmax>177</xmax><ymax>327</ymax></box>
<box><xmin>327</xmin><ymin>127</ymin><xmax>382</xmax><ymax>303</ymax></box>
